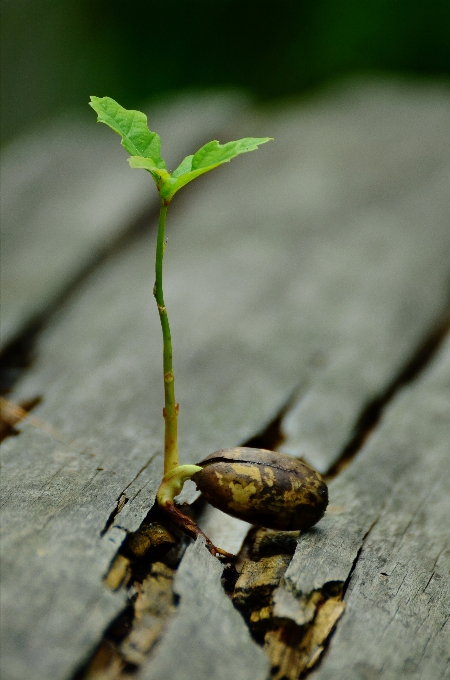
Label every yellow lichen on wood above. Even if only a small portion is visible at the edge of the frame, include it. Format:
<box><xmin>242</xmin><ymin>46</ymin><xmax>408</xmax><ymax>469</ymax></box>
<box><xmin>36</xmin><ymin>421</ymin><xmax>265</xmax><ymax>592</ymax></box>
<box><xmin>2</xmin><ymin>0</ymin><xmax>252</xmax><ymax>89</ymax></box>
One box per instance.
<box><xmin>120</xmin><ymin>562</ymin><xmax>176</xmax><ymax>666</ymax></box>
<box><xmin>264</xmin><ymin>596</ymin><xmax>346</xmax><ymax>680</ymax></box>
<box><xmin>126</xmin><ymin>523</ymin><xmax>177</xmax><ymax>558</ymax></box>
<box><xmin>104</xmin><ymin>555</ymin><xmax>132</xmax><ymax>591</ymax></box>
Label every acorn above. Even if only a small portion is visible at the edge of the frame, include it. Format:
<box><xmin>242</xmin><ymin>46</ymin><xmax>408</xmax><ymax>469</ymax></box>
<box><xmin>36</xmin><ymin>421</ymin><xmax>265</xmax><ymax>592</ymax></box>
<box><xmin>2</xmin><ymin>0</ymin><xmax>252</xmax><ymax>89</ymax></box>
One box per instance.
<box><xmin>192</xmin><ymin>447</ymin><xmax>328</xmax><ymax>531</ymax></box>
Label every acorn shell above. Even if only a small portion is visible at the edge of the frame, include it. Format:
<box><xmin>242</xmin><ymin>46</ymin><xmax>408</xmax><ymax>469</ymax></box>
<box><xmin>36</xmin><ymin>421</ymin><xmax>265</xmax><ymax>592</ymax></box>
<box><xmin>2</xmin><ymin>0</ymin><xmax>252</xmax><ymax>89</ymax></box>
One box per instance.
<box><xmin>192</xmin><ymin>447</ymin><xmax>328</xmax><ymax>531</ymax></box>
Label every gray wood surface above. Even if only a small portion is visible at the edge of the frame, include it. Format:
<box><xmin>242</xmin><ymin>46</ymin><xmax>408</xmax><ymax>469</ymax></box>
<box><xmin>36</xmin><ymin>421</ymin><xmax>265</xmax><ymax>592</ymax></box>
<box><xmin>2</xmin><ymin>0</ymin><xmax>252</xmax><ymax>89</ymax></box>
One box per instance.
<box><xmin>310</xmin><ymin>336</ymin><xmax>450</xmax><ymax>680</ymax></box>
<box><xmin>272</xmin><ymin>336</ymin><xmax>450</xmax><ymax>680</ymax></box>
<box><xmin>1</xmin><ymin>80</ymin><xmax>450</xmax><ymax>680</ymax></box>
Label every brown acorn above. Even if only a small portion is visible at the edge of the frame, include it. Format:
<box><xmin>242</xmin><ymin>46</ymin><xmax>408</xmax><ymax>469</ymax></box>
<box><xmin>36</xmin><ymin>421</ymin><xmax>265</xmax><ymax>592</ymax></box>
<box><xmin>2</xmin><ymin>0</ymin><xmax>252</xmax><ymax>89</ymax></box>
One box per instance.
<box><xmin>192</xmin><ymin>447</ymin><xmax>328</xmax><ymax>531</ymax></box>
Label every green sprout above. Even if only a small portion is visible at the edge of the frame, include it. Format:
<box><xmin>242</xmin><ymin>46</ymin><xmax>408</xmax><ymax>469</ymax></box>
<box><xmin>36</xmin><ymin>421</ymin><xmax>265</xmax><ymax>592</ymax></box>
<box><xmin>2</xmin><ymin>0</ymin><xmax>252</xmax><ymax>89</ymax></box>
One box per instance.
<box><xmin>90</xmin><ymin>96</ymin><xmax>272</xmax><ymax>556</ymax></box>
<box><xmin>90</xmin><ymin>98</ymin><xmax>330</xmax><ymax>558</ymax></box>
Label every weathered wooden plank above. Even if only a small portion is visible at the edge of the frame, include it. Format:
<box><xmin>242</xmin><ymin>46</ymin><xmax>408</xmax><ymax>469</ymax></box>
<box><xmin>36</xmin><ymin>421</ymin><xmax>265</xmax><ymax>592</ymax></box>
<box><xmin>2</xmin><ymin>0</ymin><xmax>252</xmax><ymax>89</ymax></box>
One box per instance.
<box><xmin>172</xmin><ymin>79</ymin><xmax>450</xmax><ymax>473</ymax></box>
<box><xmin>0</xmin><ymin>92</ymin><xmax>245</xmax><ymax>348</ymax></box>
<box><xmin>1</xmin><ymin>81</ymin><xmax>450</xmax><ymax>680</ymax></box>
<box><xmin>314</xmin><ymin>485</ymin><xmax>450</xmax><ymax>680</ymax></box>
<box><xmin>138</xmin><ymin>538</ymin><xmax>269</xmax><ymax>680</ymax></box>
<box><xmin>309</xmin><ymin>337</ymin><xmax>450</xmax><ymax>680</ymax></box>
<box><xmin>272</xmin><ymin>334</ymin><xmax>450</xmax><ymax>680</ymax></box>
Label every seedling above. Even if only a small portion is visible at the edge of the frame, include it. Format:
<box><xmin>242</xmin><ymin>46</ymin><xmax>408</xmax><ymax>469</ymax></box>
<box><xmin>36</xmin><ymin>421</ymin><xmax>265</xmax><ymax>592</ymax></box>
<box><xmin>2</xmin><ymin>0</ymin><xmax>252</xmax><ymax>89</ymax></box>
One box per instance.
<box><xmin>90</xmin><ymin>97</ymin><xmax>328</xmax><ymax>558</ymax></box>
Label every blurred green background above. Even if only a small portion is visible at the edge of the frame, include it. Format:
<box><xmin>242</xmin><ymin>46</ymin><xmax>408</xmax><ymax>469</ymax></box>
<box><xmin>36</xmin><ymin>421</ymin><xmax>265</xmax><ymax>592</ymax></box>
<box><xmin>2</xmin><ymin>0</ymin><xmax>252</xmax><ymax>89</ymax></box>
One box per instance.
<box><xmin>2</xmin><ymin>0</ymin><xmax>449</xmax><ymax>147</ymax></box>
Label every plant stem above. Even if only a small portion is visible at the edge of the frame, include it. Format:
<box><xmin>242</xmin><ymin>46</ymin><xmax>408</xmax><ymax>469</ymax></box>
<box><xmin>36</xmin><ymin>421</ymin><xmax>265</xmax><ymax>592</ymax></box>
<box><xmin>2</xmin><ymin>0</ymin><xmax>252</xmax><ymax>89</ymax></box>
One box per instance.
<box><xmin>154</xmin><ymin>199</ymin><xmax>179</xmax><ymax>474</ymax></box>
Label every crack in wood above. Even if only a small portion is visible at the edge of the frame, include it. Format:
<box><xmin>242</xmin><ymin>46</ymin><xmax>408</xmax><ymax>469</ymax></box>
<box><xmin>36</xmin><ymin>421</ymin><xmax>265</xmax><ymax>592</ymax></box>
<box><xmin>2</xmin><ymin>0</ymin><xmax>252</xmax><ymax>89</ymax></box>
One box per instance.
<box><xmin>254</xmin><ymin>520</ymin><xmax>379</xmax><ymax>679</ymax></box>
<box><xmin>422</xmin><ymin>548</ymin><xmax>444</xmax><ymax>593</ymax></box>
<box><xmin>229</xmin><ymin>527</ymin><xmax>348</xmax><ymax>680</ymax></box>
<box><xmin>240</xmin><ymin>309</ymin><xmax>450</xmax><ymax>490</ymax></box>
<box><xmin>98</xmin><ymin>453</ymin><xmax>162</xmax><ymax>538</ymax></box>
<box><xmin>342</xmin><ymin>519</ymin><xmax>378</xmax><ymax>598</ymax></box>
<box><xmin>75</xmin><ymin>507</ymin><xmax>189</xmax><ymax>680</ymax></box>
<box><xmin>241</xmin><ymin>382</ymin><xmax>307</xmax><ymax>453</ymax></box>
<box><xmin>0</xmin><ymin>203</ymin><xmax>159</xmax><ymax>394</ymax></box>
<box><xmin>101</xmin><ymin>495</ymin><xmax>130</xmax><ymax>537</ymax></box>
<box><xmin>121</xmin><ymin>454</ymin><xmax>159</xmax><ymax>495</ymax></box>
<box><xmin>324</xmin><ymin>310</ymin><xmax>450</xmax><ymax>481</ymax></box>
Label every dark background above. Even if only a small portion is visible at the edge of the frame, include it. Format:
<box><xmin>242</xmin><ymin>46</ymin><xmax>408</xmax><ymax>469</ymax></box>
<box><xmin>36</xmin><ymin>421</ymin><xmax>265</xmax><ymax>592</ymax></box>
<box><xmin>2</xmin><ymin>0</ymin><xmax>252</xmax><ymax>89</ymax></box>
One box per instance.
<box><xmin>2</xmin><ymin>0</ymin><xmax>449</xmax><ymax>147</ymax></box>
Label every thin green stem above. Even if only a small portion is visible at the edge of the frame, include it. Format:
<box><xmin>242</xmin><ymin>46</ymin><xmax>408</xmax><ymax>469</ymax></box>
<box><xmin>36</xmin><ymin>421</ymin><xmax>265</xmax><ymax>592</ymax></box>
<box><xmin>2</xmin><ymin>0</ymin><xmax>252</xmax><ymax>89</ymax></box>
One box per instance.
<box><xmin>154</xmin><ymin>199</ymin><xmax>179</xmax><ymax>474</ymax></box>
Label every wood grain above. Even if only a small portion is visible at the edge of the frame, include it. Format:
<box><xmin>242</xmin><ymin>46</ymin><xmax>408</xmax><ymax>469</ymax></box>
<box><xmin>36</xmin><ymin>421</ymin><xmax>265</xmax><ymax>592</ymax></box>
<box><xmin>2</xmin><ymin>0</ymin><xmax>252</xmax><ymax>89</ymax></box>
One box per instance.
<box><xmin>308</xmin><ymin>336</ymin><xmax>450</xmax><ymax>680</ymax></box>
<box><xmin>273</xmin><ymin>335</ymin><xmax>450</xmax><ymax>679</ymax></box>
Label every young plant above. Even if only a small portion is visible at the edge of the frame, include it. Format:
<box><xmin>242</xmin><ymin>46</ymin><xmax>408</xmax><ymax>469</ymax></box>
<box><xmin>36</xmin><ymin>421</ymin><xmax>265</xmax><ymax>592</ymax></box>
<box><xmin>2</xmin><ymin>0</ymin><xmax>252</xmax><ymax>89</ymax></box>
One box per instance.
<box><xmin>90</xmin><ymin>96</ymin><xmax>328</xmax><ymax>558</ymax></box>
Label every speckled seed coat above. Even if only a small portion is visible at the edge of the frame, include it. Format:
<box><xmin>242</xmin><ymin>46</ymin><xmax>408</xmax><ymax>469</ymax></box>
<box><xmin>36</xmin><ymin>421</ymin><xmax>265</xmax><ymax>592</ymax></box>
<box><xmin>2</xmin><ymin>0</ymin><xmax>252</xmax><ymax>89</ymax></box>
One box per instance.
<box><xmin>192</xmin><ymin>447</ymin><xmax>328</xmax><ymax>530</ymax></box>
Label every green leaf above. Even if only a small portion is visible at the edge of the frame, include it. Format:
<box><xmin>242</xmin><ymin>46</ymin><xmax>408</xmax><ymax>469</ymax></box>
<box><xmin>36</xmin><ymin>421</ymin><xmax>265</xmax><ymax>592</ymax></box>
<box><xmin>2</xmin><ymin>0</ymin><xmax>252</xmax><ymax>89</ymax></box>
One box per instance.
<box><xmin>192</xmin><ymin>138</ymin><xmax>272</xmax><ymax>170</ymax></box>
<box><xmin>161</xmin><ymin>136</ymin><xmax>272</xmax><ymax>200</ymax></box>
<box><xmin>89</xmin><ymin>96</ymin><xmax>166</xmax><ymax>170</ymax></box>
<box><xmin>171</xmin><ymin>155</ymin><xmax>194</xmax><ymax>178</ymax></box>
<box><xmin>128</xmin><ymin>156</ymin><xmax>171</xmax><ymax>184</ymax></box>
